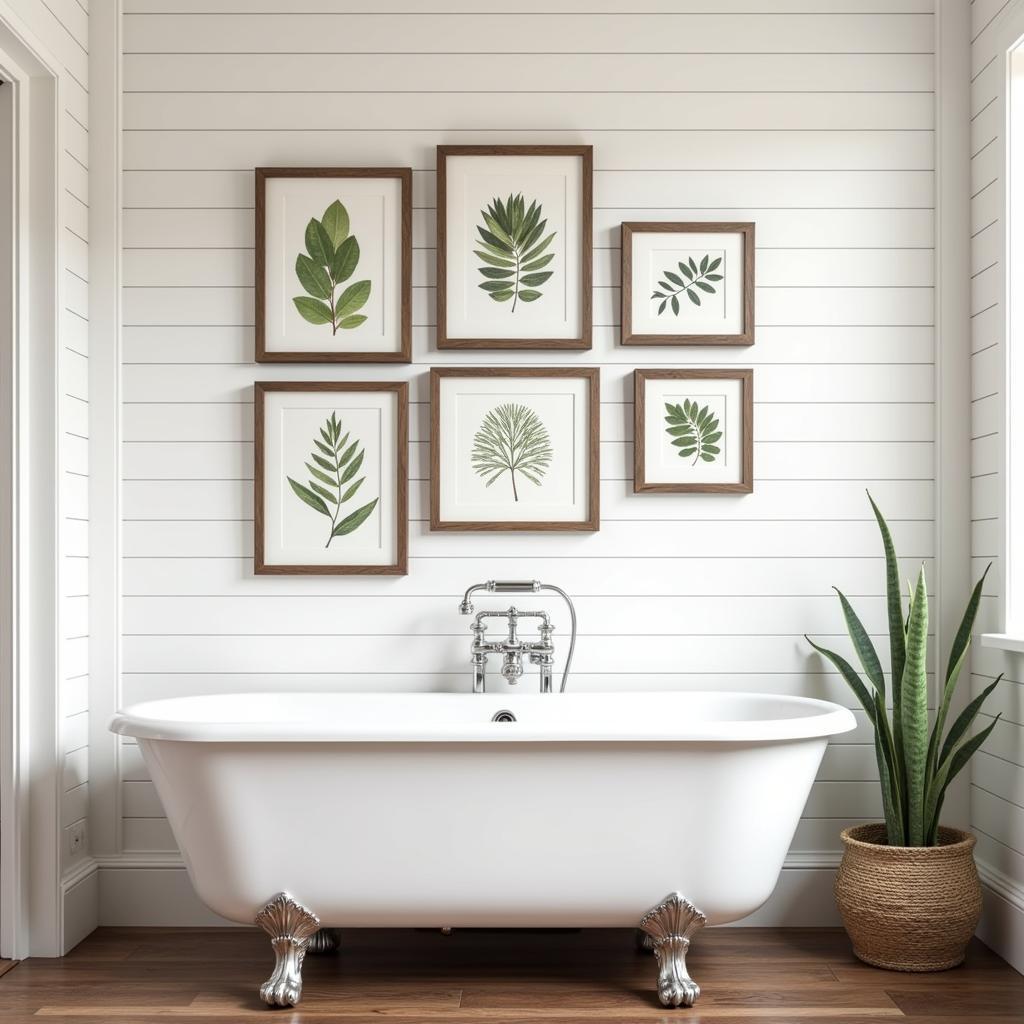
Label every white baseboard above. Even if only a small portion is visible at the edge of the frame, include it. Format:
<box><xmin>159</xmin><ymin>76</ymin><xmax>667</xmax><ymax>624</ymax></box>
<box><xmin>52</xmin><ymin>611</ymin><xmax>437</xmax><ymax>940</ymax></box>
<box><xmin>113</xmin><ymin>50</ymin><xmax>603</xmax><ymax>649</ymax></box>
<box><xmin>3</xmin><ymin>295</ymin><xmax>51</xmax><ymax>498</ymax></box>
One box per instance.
<box><xmin>61</xmin><ymin>858</ymin><xmax>99</xmax><ymax>953</ymax></box>
<box><xmin>978</xmin><ymin>858</ymin><xmax>1024</xmax><ymax>976</ymax></box>
<box><xmin>94</xmin><ymin>855</ymin><xmax>843</xmax><ymax>929</ymax></box>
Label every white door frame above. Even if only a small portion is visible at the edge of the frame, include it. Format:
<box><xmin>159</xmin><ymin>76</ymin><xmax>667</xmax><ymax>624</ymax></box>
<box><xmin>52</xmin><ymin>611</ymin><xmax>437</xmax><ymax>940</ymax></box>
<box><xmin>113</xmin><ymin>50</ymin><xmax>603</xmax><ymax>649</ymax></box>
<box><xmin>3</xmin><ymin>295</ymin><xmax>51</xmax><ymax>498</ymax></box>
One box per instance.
<box><xmin>0</xmin><ymin>5</ymin><xmax>64</xmax><ymax>960</ymax></box>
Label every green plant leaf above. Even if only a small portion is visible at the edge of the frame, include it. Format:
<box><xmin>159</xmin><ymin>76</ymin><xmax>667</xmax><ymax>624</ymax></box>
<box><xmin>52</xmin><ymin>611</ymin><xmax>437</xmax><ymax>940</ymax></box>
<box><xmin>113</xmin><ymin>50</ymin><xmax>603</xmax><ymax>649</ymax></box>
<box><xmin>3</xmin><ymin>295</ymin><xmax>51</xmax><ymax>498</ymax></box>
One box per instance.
<box><xmin>304</xmin><ymin>217</ymin><xmax>333</xmax><ymax>266</ymax></box>
<box><xmin>305</xmin><ymin>462</ymin><xmax>337</xmax><ymax>488</ymax></box>
<box><xmin>287</xmin><ymin>476</ymin><xmax>330</xmax><ymax>517</ymax></box>
<box><xmin>340</xmin><ymin>449</ymin><xmax>364</xmax><ymax>484</ymax></box>
<box><xmin>321</xmin><ymin>200</ymin><xmax>350</xmax><ymax>249</ymax></box>
<box><xmin>834</xmin><ymin>588</ymin><xmax>885</xmax><ymax>695</ymax></box>
<box><xmin>480</xmin><ymin>280</ymin><xmax>515</xmax><ymax>292</ymax></box>
<box><xmin>479</xmin><ymin>267</ymin><xmax>516</xmax><ymax>280</ymax></box>
<box><xmin>335</xmin><ymin>280</ymin><xmax>371</xmax><ymax>319</ymax></box>
<box><xmin>521</xmin><ymin>232</ymin><xmax>555</xmax><ymax>264</ymax></box>
<box><xmin>516</xmin><ymin>289</ymin><xmax>542</xmax><ymax>302</ymax></box>
<box><xmin>338</xmin><ymin>314</ymin><xmax>367</xmax><ymax>330</ymax></box>
<box><xmin>292</xmin><ymin>296</ymin><xmax>334</xmax><ymax>325</ymax></box>
<box><xmin>520</xmin><ymin>271</ymin><xmax>553</xmax><ymax>287</ymax></box>
<box><xmin>475</xmin><ymin>250</ymin><xmax>516</xmax><ymax>269</ymax></box>
<box><xmin>902</xmin><ymin>566</ymin><xmax>929</xmax><ymax>845</ymax></box>
<box><xmin>867</xmin><ymin>491</ymin><xmax>907</xmax><ymax>786</ymax></box>
<box><xmin>330</xmin><ymin>235</ymin><xmax>360</xmax><ymax>284</ymax></box>
<box><xmin>521</xmin><ymin>253</ymin><xmax>554</xmax><ymax>272</ymax></box>
<box><xmin>805</xmin><ymin>635</ymin><xmax>876</xmax><ymax>723</ymax></box>
<box><xmin>937</xmin><ymin>673</ymin><xmax>1003</xmax><ymax>769</ymax></box>
<box><xmin>332</xmin><ymin>498</ymin><xmax>379</xmax><ymax>537</ymax></box>
<box><xmin>340</xmin><ymin>477</ymin><xmax>364</xmax><ymax>503</ymax></box>
<box><xmin>295</xmin><ymin>254</ymin><xmax>332</xmax><ymax>299</ymax></box>
<box><xmin>336</xmin><ymin>440</ymin><xmax>358</xmax><ymax>467</ymax></box>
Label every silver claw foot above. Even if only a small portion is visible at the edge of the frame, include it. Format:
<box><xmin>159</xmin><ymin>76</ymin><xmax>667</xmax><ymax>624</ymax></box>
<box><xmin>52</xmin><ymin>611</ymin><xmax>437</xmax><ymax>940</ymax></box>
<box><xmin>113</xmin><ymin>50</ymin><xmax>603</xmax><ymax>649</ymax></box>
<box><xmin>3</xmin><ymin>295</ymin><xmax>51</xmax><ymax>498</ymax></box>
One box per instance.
<box><xmin>255</xmin><ymin>892</ymin><xmax>320</xmax><ymax>1008</ymax></box>
<box><xmin>308</xmin><ymin>928</ymin><xmax>341</xmax><ymax>955</ymax></box>
<box><xmin>639</xmin><ymin>892</ymin><xmax>707</xmax><ymax>1008</ymax></box>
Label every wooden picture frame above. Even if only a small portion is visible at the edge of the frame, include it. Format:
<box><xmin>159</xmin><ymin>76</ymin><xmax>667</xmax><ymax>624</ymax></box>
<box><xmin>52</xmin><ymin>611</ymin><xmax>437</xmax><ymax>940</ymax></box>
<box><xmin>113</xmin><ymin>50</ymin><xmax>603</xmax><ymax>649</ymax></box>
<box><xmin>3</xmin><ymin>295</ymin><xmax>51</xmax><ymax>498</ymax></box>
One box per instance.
<box><xmin>621</xmin><ymin>222</ymin><xmax>755</xmax><ymax>346</ymax></box>
<box><xmin>255</xmin><ymin>381</ymin><xmax>408</xmax><ymax>574</ymax></box>
<box><xmin>430</xmin><ymin>367</ymin><xmax>600</xmax><ymax>531</ymax></box>
<box><xmin>634</xmin><ymin>369</ymin><xmax>753</xmax><ymax>493</ymax></box>
<box><xmin>255</xmin><ymin>167</ymin><xmax>412</xmax><ymax>363</ymax></box>
<box><xmin>436</xmin><ymin>145</ymin><xmax>593</xmax><ymax>350</ymax></box>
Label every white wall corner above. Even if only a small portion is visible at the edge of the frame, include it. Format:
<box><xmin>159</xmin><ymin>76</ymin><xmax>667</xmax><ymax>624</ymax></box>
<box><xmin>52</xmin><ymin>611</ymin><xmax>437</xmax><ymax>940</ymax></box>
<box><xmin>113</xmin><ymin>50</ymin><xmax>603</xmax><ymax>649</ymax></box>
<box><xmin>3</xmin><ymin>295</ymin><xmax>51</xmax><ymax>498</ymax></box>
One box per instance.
<box><xmin>61</xmin><ymin>857</ymin><xmax>98</xmax><ymax>954</ymax></box>
<box><xmin>978</xmin><ymin>861</ymin><xmax>1024</xmax><ymax>974</ymax></box>
<box><xmin>934</xmin><ymin>0</ymin><xmax>973</xmax><ymax>830</ymax></box>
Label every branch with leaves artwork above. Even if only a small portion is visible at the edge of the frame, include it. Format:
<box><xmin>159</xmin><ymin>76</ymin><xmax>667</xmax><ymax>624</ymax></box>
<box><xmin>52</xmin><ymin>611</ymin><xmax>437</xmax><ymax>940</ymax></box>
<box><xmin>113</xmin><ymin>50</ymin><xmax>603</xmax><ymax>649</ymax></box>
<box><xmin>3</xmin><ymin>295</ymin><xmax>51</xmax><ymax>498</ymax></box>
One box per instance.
<box><xmin>471</xmin><ymin>402</ymin><xmax>553</xmax><ymax>502</ymax></box>
<box><xmin>652</xmin><ymin>255</ymin><xmax>723</xmax><ymax>315</ymax></box>
<box><xmin>286</xmin><ymin>412</ymin><xmax>379</xmax><ymax>548</ymax></box>
<box><xmin>475</xmin><ymin>194</ymin><xmax>556</xmax><ymax>312</ymax></box>
<box><xmin>664</xmin><ymin>400</ymin><xmax>722</xmax><ymax>466</ymax></box>
<box><xmin>293</xmin><ymin>200</ymin><xmax>371</xmax><ymax>335</ymax></box>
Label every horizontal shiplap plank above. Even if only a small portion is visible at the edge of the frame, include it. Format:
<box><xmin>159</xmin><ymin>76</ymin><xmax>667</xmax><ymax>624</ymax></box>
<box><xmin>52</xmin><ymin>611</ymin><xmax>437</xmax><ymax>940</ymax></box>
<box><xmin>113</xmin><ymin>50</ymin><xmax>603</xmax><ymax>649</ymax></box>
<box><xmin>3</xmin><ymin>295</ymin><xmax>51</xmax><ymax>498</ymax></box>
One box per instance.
<box><xmin>123</xmin><ymin>13</ymin><xmax>934</xmax><ymax>55</ymax></box>
<box><xmin>121</xmin><ymin>399</ymin><xmax>935</xmax><ymax>445</ymax></box>
<box><xmin>123</xmin><ymin>129</ymin><xmax>937</xmax><ymax>174</ymax></box>
<box><xmin>120</xmin><ymin>517</ymin><xmax>933</xmax><ymax>561</ymax></box>
<box><xmin>122</xmin><ymin>168</ymin><xmax>934</xmax><ymax>211</ymax></box>
<box><xmin>123</xmin><ymin>205</ymin><xmax>934</xmax><ymax>250</ymax></box>
<box><xmin>124</xmin><ymin>51</ymin><xmax>935</xmax><ymax>95</ymax></box>
<box><xmin>124</xmin><ymin>92</ymin><xmax>935</xmax><ymax>133</ymax></box>
<box><xmin>120</xmin><ymin>594</ymin><xmax>896</xmax><ymax>640</ymax></box>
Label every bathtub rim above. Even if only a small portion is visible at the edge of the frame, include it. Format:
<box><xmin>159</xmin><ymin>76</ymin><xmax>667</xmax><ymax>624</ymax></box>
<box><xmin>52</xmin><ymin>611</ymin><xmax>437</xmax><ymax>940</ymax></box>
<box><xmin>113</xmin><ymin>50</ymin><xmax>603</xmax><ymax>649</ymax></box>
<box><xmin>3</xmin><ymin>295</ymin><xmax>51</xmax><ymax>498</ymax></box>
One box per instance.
<box><xmin>110</xmin><ymin>690</ymin><xmax>857</xmax><ymax>744</ymax></box>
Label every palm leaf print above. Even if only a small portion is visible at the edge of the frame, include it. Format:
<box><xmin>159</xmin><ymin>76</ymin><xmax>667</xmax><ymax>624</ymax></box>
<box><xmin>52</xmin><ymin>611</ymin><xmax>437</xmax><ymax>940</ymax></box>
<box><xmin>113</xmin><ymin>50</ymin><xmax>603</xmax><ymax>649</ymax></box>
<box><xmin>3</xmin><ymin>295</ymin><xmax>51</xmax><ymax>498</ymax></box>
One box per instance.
<box><xmin>652</xmin><ymin>254</ymin><xmax>723</xmax><ymax>315</ymax></box>
<box><xmin>474</xmin><ymin>193</ymin><xmax>556</xmax><ymax>312</ymax></box>
<box><xmin>664</xmin><ymin>400</ymin><xmax>722</xmax><ymax>466</ymax></box>
<box><xmin>286</xmin><ymin>411</ymin><xmax>379</xmax><ymax>548</ymax></box>
<box><xmin>292</xmin><ymin>200</ymin><xmax>371</xmax><ymax>335</ymax></box>
<box><xmin>471</xmin><ymin>402</ymin><xmax>553</xmax><ymax>502</ymax></box>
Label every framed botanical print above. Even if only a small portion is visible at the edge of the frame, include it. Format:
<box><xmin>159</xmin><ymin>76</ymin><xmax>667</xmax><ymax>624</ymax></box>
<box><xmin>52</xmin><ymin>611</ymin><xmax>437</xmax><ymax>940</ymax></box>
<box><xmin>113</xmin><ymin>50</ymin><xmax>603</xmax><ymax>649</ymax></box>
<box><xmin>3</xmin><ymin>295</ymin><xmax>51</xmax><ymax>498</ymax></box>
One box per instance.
<box><xmin>255</xmin><ymin>168</ymin><xmax>412</xmax><ymax>363</ymax></box>
<box><xmin>436</xmin><ymin>145</ymin><xmax>593</xmax><ymax>350</ymax></box>
<box><xmin>621</xmin><ymin>222</ymin><xmax>754</xmax><ymax>346</ymax></box>
<box><xmin>634</xmin><ymin>369</ymin><xmax>753</xmax><ymax>494</ymax></box>
<box><xmin>430</xmin><ymin>368</ymin><xmax>599</xmax><ymax>531</ymax></box>
<box><xmin>255</xmin><ymin>381</ymin><xmax>408</xmax><ymax>574</ymax></box>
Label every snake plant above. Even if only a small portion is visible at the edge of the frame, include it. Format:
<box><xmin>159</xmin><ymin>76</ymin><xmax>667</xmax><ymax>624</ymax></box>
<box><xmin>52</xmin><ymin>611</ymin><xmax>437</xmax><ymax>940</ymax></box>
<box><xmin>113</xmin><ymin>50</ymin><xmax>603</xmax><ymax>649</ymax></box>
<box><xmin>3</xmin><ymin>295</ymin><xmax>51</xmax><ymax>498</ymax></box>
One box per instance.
<box><xmin>806</xmin><ymin>493</ymin><xmax>1002</xmax><ymax>847</ymax></box>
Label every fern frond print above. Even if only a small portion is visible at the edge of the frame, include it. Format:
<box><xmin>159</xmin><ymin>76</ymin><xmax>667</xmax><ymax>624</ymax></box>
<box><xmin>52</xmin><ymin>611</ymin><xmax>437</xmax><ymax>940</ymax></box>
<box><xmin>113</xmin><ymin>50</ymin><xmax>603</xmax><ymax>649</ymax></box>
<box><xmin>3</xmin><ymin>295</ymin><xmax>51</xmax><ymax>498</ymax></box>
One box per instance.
<box><xmin>286</xmin><ymin>411</ymin><xmax>379</xmax><ymax>548</ymax></box>
<box><xmin>471</xmin><ymin>402</ymin><xmax>553</xmax><ymax>502</ymax></box>
<box><xmin>664</xmin><ymin>400</ymin><xmax>722</xmax><ymax>466</ymax></box>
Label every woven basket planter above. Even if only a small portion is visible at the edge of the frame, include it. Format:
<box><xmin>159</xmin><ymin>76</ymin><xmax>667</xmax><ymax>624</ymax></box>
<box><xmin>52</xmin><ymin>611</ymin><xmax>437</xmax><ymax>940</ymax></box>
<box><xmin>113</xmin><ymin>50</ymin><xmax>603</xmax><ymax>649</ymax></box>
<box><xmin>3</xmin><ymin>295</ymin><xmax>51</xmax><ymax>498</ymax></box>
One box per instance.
<box><xmin>834</xmin><ymin>824</ymin><xmax>982</xmax><ymax>971</ymax></box>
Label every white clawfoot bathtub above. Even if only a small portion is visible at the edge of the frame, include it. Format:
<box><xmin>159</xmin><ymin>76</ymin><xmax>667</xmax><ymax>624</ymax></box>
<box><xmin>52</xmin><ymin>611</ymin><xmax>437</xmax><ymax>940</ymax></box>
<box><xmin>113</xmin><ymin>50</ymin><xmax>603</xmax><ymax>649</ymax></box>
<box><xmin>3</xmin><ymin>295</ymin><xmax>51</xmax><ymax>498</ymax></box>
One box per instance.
<box><xmin>111</xmin><ymin>690</ymin><xmax>855</xmax><ymax>1008</ymax></box>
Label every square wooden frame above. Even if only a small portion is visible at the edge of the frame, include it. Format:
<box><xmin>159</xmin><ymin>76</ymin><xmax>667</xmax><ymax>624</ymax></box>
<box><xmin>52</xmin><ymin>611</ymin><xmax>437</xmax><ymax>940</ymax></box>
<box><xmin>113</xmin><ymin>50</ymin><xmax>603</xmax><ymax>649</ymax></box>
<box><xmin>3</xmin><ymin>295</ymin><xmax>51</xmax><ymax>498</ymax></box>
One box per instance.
<box><xmin>436</xmin><ymin>145</ymin><xmax>593</xmax><ymax>350</ymax></box>
<box><xmin>621</xmin><ymin>222</ymin><xmax>755</xmax><ymax>346</ymax></box>
<box><xmin>255</xmin><ymin>167</ymin><xmax>413</xmax><ymax>363</ymax></box>
<box><xmin>430</xmin><ymin>367</ymin><xmax>600</xmax><ymax>531</ymax></box>
<box><xmin>254</xmin><ymin>380</ymin><xmax>409</xmax><ymax>574</ymax></box>
<box><xmin>634</xmin><ymin>368</ymin><xmax>753</xmax><ymax>494</ymax></box>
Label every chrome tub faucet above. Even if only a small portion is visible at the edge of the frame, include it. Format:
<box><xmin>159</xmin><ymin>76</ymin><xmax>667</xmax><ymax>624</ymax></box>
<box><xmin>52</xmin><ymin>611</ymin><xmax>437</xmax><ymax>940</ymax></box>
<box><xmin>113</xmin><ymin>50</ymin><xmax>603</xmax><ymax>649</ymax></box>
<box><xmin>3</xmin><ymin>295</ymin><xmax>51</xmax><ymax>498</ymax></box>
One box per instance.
<box><xmin>458</xmin><ymin>580</ymin><xmax>577</xmax><ymax>694</ymax></box>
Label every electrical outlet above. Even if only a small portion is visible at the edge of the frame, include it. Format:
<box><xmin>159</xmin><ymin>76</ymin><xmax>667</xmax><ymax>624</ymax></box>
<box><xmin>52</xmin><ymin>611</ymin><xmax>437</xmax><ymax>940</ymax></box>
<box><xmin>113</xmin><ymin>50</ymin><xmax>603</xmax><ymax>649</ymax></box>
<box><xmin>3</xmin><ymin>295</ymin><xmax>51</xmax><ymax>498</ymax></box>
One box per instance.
<box><xmin>69</xmin><ymin>821</ymin><xmax>86</xmax><ymax>856</ymax></box>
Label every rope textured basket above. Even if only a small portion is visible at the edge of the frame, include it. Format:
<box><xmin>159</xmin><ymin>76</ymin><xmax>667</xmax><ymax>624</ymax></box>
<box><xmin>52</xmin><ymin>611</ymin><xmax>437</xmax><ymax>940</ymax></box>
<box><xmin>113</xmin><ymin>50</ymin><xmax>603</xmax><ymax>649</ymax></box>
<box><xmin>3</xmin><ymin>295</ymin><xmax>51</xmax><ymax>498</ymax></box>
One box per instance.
<box><xmin>835</xmin><ymin>824</ymin><xmax>982</xmax><ymax>972</ymax></box>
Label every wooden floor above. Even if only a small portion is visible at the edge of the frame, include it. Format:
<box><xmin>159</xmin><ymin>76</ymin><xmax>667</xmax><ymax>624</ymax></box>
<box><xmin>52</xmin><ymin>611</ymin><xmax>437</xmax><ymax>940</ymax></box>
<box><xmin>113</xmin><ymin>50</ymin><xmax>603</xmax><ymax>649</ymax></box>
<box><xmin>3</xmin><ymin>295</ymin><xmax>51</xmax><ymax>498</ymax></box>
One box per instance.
<box><xmin>0</xmin><ymin>927</ymin><xmax>1021</xmax><ymax>1022</ymax></box>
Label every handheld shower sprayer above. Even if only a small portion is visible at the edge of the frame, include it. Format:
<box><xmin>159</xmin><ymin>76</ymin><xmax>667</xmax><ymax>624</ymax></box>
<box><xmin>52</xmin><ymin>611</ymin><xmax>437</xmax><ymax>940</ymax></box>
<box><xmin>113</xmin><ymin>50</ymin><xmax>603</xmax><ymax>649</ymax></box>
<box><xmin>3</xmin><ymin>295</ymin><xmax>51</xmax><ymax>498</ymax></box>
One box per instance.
<box><xmin>459</xmin><ymin>580</ymin><xmax>577</xmax><ymax>693</ymax></box>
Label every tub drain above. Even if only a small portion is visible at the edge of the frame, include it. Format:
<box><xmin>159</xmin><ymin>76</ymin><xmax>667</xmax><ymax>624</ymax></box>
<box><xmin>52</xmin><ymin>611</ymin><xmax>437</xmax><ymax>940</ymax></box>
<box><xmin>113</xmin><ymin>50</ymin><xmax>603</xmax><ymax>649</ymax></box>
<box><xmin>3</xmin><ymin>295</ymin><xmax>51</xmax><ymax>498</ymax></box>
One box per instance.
<box><xmin>491</xmin><ymin>710</ymin><xmax>517</xmax><ymax>723</ymax></box>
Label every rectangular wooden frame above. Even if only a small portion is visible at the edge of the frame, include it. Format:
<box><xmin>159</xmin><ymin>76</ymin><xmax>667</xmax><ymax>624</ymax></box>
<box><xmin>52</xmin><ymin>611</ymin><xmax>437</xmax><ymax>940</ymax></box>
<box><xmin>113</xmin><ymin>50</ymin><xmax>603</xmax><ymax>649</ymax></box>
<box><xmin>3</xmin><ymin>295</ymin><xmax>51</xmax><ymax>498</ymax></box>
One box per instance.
<box><xmin>621</xmin><ymin>222</ymin><xmax>755</xmax><ymax>346</ymax></box>
<box><xmin>255</xmin><ymin>167</ymin><xmax>413</xmax><ymax>363</ymax></box>
<box><xmin>634</xmin><ymin>368</ymin><xmax>753</xmax><ymax>493</ymax></box>
<box><xmin>430</xmin><ymin>367</ymin><xmax>600</xmax><ymax>530</ymax></box>
<box><xmin>255</xmin><ymin>381</ymin><xmax>409</xmax><ymax>574</ymax></box>
<box><xmin>436</xmin><ymin>145</ymin><xmax>593</xmax><ymax>350</ymax></box>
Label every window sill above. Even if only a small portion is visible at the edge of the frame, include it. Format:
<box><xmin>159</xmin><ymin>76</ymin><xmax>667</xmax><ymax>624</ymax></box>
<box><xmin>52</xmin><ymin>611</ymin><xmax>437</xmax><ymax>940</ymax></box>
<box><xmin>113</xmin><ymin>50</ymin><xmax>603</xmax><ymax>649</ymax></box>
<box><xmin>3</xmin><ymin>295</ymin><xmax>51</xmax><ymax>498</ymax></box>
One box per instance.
<box><xmin>981</xmin><ymin>633</ymin><xmax>1024</xmax><ymax>655</ymax></box>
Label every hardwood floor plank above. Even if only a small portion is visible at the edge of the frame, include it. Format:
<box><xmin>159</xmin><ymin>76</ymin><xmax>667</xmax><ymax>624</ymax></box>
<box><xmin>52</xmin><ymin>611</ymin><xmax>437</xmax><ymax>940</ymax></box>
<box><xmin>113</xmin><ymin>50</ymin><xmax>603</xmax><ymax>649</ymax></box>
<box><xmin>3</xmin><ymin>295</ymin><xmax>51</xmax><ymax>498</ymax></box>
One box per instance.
<box><xmin>4</xmin><ymin>926</ymin><xmax>1021</xmax><ymax>1023</ymax></box>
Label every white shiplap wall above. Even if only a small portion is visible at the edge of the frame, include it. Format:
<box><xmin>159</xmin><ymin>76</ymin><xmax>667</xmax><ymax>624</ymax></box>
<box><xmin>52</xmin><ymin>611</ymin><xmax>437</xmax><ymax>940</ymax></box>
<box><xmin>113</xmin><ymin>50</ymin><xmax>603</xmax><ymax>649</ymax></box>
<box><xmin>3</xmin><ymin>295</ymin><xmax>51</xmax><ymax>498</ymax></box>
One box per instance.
<box><xmin>969</xmin><ymin>0</ymin><xmax>1024</xmax><ymax>974</ymax></box>
<box><xmin>116</xmin><ymin>1</ymin><xmax>936</xmax><ymax>898</ymax></box>
<box><xmin>12</xmin><ymin>0</ymin><xmax>91</xmax><ymax>876</ymax></box>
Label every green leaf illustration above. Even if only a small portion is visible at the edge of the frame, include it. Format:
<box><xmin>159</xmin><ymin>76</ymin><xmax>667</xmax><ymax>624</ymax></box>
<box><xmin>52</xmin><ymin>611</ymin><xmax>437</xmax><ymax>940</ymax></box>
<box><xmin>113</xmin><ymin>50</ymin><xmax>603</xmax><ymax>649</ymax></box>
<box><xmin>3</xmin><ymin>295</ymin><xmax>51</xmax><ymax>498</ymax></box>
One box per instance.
<box><xmin>651</xmin><ymin>255</ymin><xmax>723</xmax><ymax>315</ymax></box>
<box><xmin>664</xmin><ymin>400</ymin><xmax>723</xmax><ymax>466</ymax></box>
<box><xmin>475</xmin><ymin>193</ymin><xmax>556</xmax><ymax>312</ymax></box>
<box><xmin>286</xmin><ymin>412</ymin><xmax>379</xmax><ymax>549</ymax></box>
<box><xmin>471</xmin><ymin>402</ymin><xmax>553</xmax><ymax>502</ymax></box>
<box><xmin>292</xmin><ymin>200</ymin><xmax>372</xmax><ymax>336</ymax></box>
